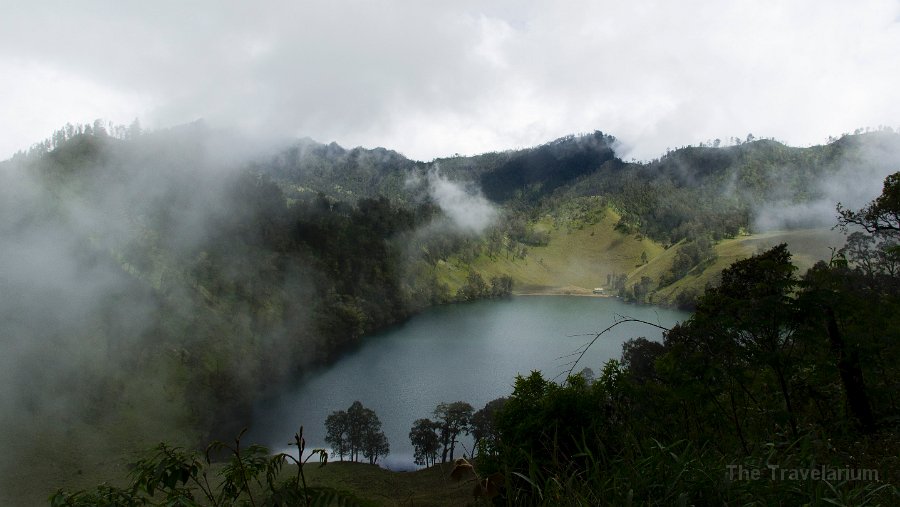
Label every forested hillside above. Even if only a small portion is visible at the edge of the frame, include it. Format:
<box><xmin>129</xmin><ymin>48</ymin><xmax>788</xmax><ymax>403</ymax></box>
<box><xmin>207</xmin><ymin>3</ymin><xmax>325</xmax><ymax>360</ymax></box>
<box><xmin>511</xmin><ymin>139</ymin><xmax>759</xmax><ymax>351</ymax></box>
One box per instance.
<box><xmin>4</xmin><ymin>123</ymin><xmax>900</xmax><ymax>504</ymax></box>
<box><xmin>0</xmin><ymin>126</ymin><xmax>468</xmax><ymax>504</ymax></box>
<box><xmin>400</xmin><ymin>130</ymin><xmax>900</xmax><ymax>308</ymax></box>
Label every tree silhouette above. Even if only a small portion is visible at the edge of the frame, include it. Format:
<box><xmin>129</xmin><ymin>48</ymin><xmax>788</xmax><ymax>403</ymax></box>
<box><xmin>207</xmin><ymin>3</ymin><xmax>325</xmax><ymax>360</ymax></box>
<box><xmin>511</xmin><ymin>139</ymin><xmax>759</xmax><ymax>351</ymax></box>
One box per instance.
<box><xmin>669</xmin><ymin>244</ymin><xmax>802</xmax><ymax>438</ymax></box>
<box><xmin>324</xmin><ymin>411</ymin><xmax>349</xmax><ymax>461</ymax></box>
<box><xmin>838</xmin><ymin>171</ymin><xmax>900</xmax><ymax>235</ymax></box>
<box><xmin>324</xmin><ymin>401</ymin><xmax>389</xmax><ymax>463</ymax></box>
<box><xmin>471</xmin><ymin>398</ymin><xmax>507</xmax><ymax>457</ymax></box>
<box><xmin>434</xmin><ymin>401</ymin><xmax>473</xmax><ymax>463</ymax></box>
<box><xmin>409</xmin><ymin>418</ymin><xmax>441</xmax><ymax>467</ymax></box>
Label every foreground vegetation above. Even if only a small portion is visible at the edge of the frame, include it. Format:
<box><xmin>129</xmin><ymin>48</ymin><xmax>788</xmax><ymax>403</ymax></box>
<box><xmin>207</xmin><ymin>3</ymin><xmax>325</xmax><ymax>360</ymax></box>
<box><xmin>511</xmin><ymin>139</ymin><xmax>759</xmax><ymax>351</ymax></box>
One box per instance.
<box><xmin>52</xmin><ymin>439</ymin><xmax>474</xmax><ymax>507</ymax></box>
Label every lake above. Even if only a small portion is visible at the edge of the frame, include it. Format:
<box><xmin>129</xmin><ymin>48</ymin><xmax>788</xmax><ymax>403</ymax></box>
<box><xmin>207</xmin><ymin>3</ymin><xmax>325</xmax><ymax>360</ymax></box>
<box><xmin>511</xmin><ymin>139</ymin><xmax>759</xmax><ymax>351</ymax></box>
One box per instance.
<box><xmin>249</xmin><ymin>296</ymin><xmax>688</xmax><ymax>470</ymax></box>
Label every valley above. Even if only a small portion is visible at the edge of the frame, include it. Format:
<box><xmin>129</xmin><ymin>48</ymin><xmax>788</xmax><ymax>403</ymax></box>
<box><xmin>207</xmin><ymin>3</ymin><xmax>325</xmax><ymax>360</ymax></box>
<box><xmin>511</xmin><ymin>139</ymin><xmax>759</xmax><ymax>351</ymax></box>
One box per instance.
<box><xmin>3</xmin><ymin>126</ymin><xmax>899</xmax><ymax>505</ymax></box>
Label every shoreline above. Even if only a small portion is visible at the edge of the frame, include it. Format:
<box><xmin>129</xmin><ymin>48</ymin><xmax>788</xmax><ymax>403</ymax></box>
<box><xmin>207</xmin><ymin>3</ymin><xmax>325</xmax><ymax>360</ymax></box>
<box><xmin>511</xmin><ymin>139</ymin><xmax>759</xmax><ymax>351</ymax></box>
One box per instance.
<box><xmin>514</xmin><ymin>292</ymin><xmax>615</xmax><ymax>297</ymax></box>
<box><xmin>513</xmin><ymin>286</ymin><xmax>615</xmax><ymax>297</ymax></box>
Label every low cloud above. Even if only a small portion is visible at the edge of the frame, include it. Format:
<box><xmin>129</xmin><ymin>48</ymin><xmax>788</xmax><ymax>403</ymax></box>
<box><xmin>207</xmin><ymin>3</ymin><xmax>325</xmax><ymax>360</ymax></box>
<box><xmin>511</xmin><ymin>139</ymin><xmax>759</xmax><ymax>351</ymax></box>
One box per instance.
<box><xmin>419</xmin><ymin>167</ymin><xmax>498</xmax><ymax>234</ymax></box>
<box><xmin>2</xmin><ymin>2</ymin><xmax>900</xmax><ymax>162</ymax></box>
<box><xmin>752</xmin><ymin>133</ymin><xmax>900</xmax><ymax>231</ymax></box>
<box><xmin>0</xmin><ymin>129</ymin><xmax>318</xmax><ymax>501</ymax></box>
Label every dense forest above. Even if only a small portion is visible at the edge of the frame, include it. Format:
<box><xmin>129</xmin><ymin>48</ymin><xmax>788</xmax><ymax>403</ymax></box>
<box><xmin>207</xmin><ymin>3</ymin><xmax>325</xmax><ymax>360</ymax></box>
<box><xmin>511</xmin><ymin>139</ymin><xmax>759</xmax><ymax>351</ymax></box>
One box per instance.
<box><xmin>3</xmin><ymin>122</ymin><xmax>900</xmax><ymax>504</ymax></box>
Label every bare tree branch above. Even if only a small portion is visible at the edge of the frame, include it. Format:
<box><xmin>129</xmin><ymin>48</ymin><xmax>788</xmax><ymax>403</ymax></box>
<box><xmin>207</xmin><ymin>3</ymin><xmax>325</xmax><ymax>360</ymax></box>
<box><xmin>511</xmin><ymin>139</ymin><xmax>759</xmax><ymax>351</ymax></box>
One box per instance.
<box><xmin>564</xmin><ymin>316</ymin><xmax>671</xmax><ymax>378</ymax></box>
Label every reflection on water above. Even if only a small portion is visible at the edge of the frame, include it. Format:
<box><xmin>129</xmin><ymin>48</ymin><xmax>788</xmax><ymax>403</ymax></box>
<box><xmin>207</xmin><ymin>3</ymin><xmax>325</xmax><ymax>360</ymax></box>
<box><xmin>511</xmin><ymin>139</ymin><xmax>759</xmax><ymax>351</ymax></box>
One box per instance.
<box><xmin>250</xmin><ymin>296</ymin><xmax>687</xmax><ymax>470</ymax></box>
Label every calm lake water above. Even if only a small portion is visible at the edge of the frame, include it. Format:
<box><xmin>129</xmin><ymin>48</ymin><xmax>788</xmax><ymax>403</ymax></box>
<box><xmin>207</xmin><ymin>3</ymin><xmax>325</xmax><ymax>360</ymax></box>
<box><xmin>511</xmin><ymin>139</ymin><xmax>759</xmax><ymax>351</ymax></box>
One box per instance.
<box><xmin>250</xmin><ymin>296</ymin><xmax>688</xmax><ymax>470</ymax></box>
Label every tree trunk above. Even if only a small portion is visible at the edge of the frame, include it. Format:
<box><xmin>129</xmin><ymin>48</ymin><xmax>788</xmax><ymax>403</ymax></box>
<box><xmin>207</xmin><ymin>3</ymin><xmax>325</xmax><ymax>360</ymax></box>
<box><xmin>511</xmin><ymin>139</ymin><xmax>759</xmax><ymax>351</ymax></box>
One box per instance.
<box><xmin>729</xmin><ymin>386</ymin><xmax>751</xmax><ymax>455</ymax></box>
<box><xmin>825</xmin><ymin>308</ymin><xmax>875</xmax><ymax>433</ymax></box>
<box><xmin>772</xmin><ymin>362</ymin><xmax>799</xmax><ymax>438</ymax></box>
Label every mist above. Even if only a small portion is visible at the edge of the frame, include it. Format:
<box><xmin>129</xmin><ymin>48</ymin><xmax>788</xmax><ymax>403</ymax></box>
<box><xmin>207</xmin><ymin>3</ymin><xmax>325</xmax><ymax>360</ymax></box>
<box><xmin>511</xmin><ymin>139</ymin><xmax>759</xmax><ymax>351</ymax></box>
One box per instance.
<box><xmin>0</xmin><ymin>126</ymin><xmax>320</xmax><ymax>503</ymax></box>
<box><xmin>4</xmin><ymin>2</ymin><xmax>900</xmax><ymax>164</ymax></box>
<box><xmin>425</xmin><ymin>167</ymin><xmax>498</xmax><ymax>234</ymax></box>
<box><xmin>752</xmin><ymin>133</ymin><xmax>900</xmax><ymax>231</ymax></box>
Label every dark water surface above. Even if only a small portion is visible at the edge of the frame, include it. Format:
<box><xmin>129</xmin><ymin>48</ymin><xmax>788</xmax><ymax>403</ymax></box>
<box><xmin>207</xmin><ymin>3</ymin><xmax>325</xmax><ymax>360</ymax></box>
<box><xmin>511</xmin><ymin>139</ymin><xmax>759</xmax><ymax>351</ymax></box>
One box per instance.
<box><xmin>250</xmin><ymin>296</ymin><xmax>688</xmax><ymax>470</ymax></box>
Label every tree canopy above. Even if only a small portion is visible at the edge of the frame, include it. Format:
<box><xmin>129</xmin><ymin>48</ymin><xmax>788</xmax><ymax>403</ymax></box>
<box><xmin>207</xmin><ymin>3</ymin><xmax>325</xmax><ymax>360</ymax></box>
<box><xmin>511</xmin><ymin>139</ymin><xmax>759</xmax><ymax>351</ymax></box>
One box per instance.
<box><xmin>324</xmin><ymin>401</ymin><xmax>389</xmax><ymax>465</ymax></box>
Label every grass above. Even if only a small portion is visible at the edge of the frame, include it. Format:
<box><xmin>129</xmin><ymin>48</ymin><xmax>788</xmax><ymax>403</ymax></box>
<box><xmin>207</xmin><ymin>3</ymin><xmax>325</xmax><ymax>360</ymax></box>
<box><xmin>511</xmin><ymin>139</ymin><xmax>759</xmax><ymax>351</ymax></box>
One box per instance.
<box><xmin>438</xmin><ymin>203</ymin><xmax>844</xmax><ymax>306</ymax></box>
<box><xmin>649</xmin><ymin>229</ymin><xmax>846</xmax><ymax>305</ymax></box>
<box><xmin>1</xmin><ymin>360</ymin><xmax>199</xmax><ymax>506</ymax></box>
<box><xmin>437</xmin><ymin>209</ymin><xmax>665</xmax><ymax>295</ymax></box>
<box><xmin>290</xmin><ymin>460</ymin><xmax>476</xmax><ymax>506</ymax></box>
<box><xmin>36</xmin><ymin>452</ymin><xmax>476</xmax><ymax>507</ymax></box>
<box><xmin>2</xmin><ymin>418</ymin><xmax>195</xmax><ymax>506</ymax></box>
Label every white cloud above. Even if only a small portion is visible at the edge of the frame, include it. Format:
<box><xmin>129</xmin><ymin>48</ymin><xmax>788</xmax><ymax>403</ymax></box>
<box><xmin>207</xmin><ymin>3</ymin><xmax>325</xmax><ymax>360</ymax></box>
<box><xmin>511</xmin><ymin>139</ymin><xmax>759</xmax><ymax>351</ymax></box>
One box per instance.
<box><xmin>426</xmin><ymin>169</ymin><xmax>497</xmax><ymax>233</ymax></box>
<box><xmin>0</xmin><ymin>60</ymin><xmax>153</xmax><ymax>154</ymax></box>
<box><xmin>0</xmin><ymin>0</ymin><xmax>898</xmax><ymax>161</ymax></box>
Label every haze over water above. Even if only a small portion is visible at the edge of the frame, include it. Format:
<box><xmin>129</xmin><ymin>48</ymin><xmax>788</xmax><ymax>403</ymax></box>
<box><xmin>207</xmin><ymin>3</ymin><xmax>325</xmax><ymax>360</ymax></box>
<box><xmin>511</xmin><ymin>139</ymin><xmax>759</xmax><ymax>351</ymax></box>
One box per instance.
<box><xmin>251</xmin><ymin>296</ymin><xmax>687</xmax><ymax>470</ymax></box>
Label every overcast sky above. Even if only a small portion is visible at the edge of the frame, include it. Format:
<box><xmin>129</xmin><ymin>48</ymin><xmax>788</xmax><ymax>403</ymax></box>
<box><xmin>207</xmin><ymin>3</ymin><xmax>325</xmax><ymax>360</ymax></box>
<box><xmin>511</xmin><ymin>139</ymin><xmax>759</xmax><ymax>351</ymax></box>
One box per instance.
<box><xmin>1</xmin><ymin>0</ymin><xmax>898</xmax><ymax>161</ymax></box>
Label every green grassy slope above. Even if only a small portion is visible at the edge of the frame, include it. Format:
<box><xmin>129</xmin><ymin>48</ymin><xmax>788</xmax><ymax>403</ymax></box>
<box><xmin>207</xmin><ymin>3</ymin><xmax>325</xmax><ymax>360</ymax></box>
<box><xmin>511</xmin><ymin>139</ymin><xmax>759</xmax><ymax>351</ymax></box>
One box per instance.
<box><xmin>442</xmin><ymin>210</ymin><xmax>845</xmax><ymax>305</ymax></box>
<box><xmin>639</xmin><ymin>228</ymin><xmax>846</xmax><ymax>305</ymax></box>
<box><xmin>436</xmin><ymin>209</ymin><xmax>665</xmax><ymax>295</ymax></box>
<box><xmin>3</xmin><ymin>414</ymin><xmax>197</xmax><ymax>506</ymax></box>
